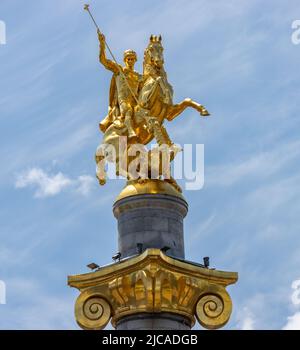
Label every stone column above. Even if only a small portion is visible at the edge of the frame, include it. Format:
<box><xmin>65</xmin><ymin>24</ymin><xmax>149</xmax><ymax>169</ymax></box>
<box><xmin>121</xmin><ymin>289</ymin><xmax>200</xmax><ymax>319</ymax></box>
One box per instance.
<box><xmin>113</xmin><ymin>192</ymin><xmax>189</xmax><ymax>330</ymax></box>
<box><xmin>113</xmin><ymin>194</ymin><xmax>188</xmax><ymax>259</ymax></box>
<box><xmin>116</xmin><ymin>313</ymin><xmax>191</xmax><ymax>330</ymax></box>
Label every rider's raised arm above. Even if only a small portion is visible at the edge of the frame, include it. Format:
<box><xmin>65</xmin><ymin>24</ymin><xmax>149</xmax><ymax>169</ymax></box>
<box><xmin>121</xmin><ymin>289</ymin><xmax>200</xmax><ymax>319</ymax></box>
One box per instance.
<box><xmin>98</xmin><ymin>32</ymin><xmax>119</xmax><ymax>74</ymax></box>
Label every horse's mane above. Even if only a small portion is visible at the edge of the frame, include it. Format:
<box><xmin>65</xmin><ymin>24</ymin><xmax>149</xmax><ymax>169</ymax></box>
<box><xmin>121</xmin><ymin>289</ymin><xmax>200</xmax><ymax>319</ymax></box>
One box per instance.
<box><xmin>143</xmin><ymin>39</ymin><xmax>167</xmax><ymax>78</ymax></box>
<box><xmin>142</xmin><ymin>38</ymin><xmax>174</xmax><ymax>102</ymax></box>
<box><xmin>143</xmin><ymin>52</ymin><xmax>167</xmax><ymax>79</ymax></box>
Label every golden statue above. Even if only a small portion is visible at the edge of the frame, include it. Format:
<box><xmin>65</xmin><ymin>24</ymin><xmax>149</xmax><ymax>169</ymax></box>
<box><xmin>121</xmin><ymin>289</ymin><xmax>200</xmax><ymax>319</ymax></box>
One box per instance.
<box><xmin>95</xmin><ymin>33</ymin><xmax>210</xmax><ymax>189</ymax></box>
<box><xmin>86</xmin><ymin>6</ymin><xmax>210</xmax><ymax>191</ymax></box>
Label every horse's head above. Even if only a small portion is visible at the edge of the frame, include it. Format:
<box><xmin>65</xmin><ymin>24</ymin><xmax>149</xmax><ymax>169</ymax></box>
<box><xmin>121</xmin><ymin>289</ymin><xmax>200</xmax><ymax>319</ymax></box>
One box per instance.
<box><xmin>144</xmin><ymin>35</ymin><xmax>164</xmax><ymax>70</ymax></box>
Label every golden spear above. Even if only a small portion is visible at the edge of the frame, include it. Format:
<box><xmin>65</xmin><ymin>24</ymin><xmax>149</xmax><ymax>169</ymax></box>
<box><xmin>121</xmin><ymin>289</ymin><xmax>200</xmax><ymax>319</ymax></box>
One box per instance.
<box><xmin>84</xmin><ymin>4</ymin><xmax>139</xmax><ymax>105</ymax></box>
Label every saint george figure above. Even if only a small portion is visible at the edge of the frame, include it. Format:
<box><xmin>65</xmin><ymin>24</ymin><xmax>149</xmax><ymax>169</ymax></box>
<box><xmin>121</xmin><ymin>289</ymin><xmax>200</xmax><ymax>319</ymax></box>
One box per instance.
<box><xmin>98</xmin><ymin>32</ymin><xmax>142</xmax><ymax>139</ymax></box>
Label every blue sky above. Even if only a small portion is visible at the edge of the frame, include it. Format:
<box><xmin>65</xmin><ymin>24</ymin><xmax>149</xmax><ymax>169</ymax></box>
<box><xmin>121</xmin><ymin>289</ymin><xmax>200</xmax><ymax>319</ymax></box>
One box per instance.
<box><xmin>0</xmin><ymin>0</ymin><xmax>300</xmax><ymax>329</ymax></box>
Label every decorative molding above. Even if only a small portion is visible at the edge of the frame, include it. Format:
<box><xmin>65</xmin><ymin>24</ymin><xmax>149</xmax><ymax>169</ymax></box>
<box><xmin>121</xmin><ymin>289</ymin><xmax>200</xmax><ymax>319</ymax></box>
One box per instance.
<box><xmin>113</xmin><ymin>192</ymin><xmax>188</xmax><ymax>218</ymax></box>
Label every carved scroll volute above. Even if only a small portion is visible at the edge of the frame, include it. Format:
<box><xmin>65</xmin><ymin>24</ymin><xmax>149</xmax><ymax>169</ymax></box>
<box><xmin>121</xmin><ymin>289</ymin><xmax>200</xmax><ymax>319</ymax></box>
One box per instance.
<box><xmin>75</xmin><ymin>290</ymin><xmax>112</xmax><ymax>330</ymax></box>
<box><xmin>195</xmin><ymin>284</ymin><xmax>233</xmax><ymax>330</ymax></box>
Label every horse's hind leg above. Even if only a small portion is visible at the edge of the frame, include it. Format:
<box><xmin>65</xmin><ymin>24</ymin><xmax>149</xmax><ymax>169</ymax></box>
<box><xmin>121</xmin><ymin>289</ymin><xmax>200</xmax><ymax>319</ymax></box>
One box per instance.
<box><xmin>184</xmin><ymin>98</ymin><xmax>210</xmax><ymax>116</ymax></box>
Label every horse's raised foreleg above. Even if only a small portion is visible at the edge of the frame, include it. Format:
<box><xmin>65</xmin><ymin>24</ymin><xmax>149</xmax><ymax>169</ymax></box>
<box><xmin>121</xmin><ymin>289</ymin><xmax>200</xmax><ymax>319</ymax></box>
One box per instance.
<box><xmin>95</xmin><ymin>153</ymin><xmax>107</xmax><ymax>185</ymax></box>
<box><xmin>166</xmin><ymin>98</ymin><xmax>210</xmax><ymax>121</ymax></box>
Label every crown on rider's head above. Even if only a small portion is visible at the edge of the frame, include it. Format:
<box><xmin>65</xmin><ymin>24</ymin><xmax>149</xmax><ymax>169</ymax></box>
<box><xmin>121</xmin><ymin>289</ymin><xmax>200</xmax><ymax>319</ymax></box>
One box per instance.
<box><xmin>123</xmin><ymin>49</ymin><xmax>137</xmax><ymax>61</ymax></box>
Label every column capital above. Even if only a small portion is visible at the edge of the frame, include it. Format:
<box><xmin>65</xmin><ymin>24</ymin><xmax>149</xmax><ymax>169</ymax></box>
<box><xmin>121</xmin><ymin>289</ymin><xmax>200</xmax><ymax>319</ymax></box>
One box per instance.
<box><xmin>68</xmin><ymin>249</ymin><xmax>238</xmax><ymax>330</ymax></box>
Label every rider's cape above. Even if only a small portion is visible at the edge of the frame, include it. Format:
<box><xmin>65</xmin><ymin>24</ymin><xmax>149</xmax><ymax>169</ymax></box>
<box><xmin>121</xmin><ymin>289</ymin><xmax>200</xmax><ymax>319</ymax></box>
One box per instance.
<box><xmin>99</xmin><ymin>74</ymin><xmax>119</xmax><ymax>133</ymax></box>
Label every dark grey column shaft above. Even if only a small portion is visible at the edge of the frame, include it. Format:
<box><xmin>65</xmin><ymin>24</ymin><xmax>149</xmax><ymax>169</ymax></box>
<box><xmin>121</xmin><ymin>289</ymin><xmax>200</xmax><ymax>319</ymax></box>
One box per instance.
<box><xmin>116</xmin><ymin>313</ymin><xmax>191</xmax><ymax>330</ymax></box>
<box><xmin>113</xmin><ymin>194</ymin><xmax>188</xmax><ymax>259</ymax></box>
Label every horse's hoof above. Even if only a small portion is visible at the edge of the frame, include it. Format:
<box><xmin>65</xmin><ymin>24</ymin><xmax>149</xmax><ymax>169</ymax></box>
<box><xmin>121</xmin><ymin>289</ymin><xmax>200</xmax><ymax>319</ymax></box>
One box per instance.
<box><xmin>170</xmin><ymin>144</ymin><xmax>182</xmax><ymax>158</ymax></box>
<box><xmin>99</xmin><ymin>178</ymin><xmax>106</xmax><ymax>186</ymax></box>
<box><xmin>128</xmin><ymin>133</ymin><xmax>138</xmax><ymax>143</ymax></box>
<box><xmin>201</xmin><ymin>109</ymin><xmax>210</xmax><ymax>116</ymax></box>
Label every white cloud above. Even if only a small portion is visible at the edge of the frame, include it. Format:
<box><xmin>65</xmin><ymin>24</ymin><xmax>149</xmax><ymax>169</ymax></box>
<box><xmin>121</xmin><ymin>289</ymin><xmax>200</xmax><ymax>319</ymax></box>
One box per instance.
<box><xmin>77</xmin><ymin>175</ymin><xmax>95</xmax><ymax>196</ymax></box>
<box><xmin>0</xmin><ymin>278</ymin><xmax>76</xmax><ymax>330</ymax></box>
<box><xmin>241</xmin><ymin>316</ymin><xmax>255</xmax><ymax>330</ymax></box>
<box><xmin>236</xmin><ymin>307</ymin><xmax>255</xmax><ymax>330</ymax></box>
<box><xmin>15</xmin><ymin>168</ymin><xmax>72</xmax><ymax>198</ymax></box>
<box><xmin>291</xmin><ymin>280</ymin><xmax>300</xmax><ymax>306</ymax></box>
<box><xmin>15</xmin><ymin>167</ymin><xmax>95</xmax><ymax>198</ymax></box>
<box><xmin>282</xmin><ymin>312</ymin><xmax>300</xmax><ymax>330</ymax></box>
<box><xmin>282</xmin><ymin>279</ymin><xmax>300</xmax><ymax>330</ymax></box>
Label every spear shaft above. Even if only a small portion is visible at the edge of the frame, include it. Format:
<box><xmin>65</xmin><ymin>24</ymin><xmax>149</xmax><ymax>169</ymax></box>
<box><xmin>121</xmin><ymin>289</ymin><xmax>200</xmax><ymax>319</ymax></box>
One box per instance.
<box><xmin>84</xmin><ymin>4</ymin><xmax>139</xmax><ymax>105</ymax></box>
